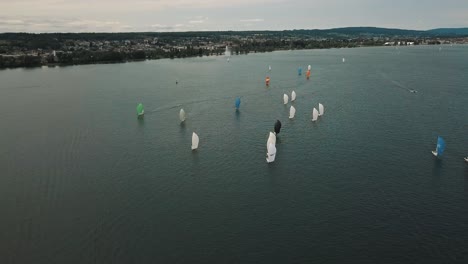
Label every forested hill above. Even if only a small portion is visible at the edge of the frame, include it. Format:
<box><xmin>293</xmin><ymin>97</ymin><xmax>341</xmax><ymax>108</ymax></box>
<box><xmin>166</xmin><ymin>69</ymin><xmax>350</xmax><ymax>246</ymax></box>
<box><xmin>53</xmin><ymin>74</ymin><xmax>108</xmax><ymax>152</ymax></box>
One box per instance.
<box><xmin>1</xmin><ymin>27</ymin><xmax>468</xmax><ymax>41</ymax></box>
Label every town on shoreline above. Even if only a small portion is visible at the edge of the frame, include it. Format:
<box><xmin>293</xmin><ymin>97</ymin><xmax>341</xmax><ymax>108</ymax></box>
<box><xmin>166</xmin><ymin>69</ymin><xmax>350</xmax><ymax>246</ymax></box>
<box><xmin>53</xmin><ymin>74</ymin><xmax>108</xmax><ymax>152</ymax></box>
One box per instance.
<box><xmin>1</xmin><ymin>28</ymin><xmax>467</xmax><ymax>69</ymax></box>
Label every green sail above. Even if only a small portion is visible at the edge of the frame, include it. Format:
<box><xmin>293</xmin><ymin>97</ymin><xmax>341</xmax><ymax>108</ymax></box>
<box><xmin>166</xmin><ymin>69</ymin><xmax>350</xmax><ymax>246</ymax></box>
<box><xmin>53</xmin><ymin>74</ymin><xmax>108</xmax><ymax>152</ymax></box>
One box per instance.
<box><xmin>137</xmin><ymin>103</ymin><xmax>144</xmax><ymax>116</ymax></box>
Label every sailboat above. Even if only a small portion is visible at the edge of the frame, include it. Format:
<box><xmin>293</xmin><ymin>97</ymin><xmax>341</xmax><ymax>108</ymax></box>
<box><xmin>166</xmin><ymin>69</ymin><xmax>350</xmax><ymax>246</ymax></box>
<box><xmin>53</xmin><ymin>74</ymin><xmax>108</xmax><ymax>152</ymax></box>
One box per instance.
<box><xmin>267</xmin><ymin>132</ymin><xmax>276</xmax><ymax>147</ymax></box>
<box><xmin>136</xmin><ymin>103</ymin><xmax>144</xmax><ymax>116</ymax></box>
<box><xmin>312</xmin><ymin>108</ymin><xmax>318</xmax><ymax>121</ymax></box>
<box><xmin>283</xmin><ymin>94</ymin><xmax>289</xmax><ymax>105</ymax></box>
<box><xmin>318</xmin><ymin>103</ymin><xmax>324</xmax><ymax>116</ymax></box>
<box><xmin>431</xmin><ymin>136</ymin><xmax>445</xmax><ymax>157</ymax></box>
<box><xmin>235</xmin><ymin>97</ymin><xmax>241</xmax><ymax>110</ymax></box>
<box><xmin>342</xmin><ymin>57</ymin><xmax>345</xmax><ymax>63</ymax></box>
<box><xmin>266</xmin><ymin>132</ymin><xmax>277</xmax><ymax>163</ymax></box>
<box><xmin>291</xmin><ymin>91</ymin><xmax>296</xmax><ymax>102</ymax></box>
<box><xmin>289</xmin><ymin>106</ymin><xmax>296</xmax><ymax>119</ymax></box>
<box><xmin>274</xmin><ymin>120</ymin><xmax>282</xmax><ymax>134</ymax></box>
<box><xmin>269</xmin><ymin>65</ymin><xmax>272</xmax><ymax>71</ymax></box>
<box><xmin>179</xmin><ymin>109</ymin><xmax>186</xmax><ymax>122</ymax></box>
<box><xmin>266</xmin><ymin>143</ymin><xmax>277</xmax><ymax>163</ymax></box>
<box><xmin>191</xmin><ymin>132</ymin><xmax>199</xmax><ymax>150</ymax></box>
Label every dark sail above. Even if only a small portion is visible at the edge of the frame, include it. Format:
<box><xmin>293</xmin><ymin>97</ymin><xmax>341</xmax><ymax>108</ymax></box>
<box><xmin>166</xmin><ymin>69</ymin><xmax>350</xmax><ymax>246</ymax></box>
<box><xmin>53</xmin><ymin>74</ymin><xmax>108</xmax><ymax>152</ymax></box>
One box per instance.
<box><xmin>274</xmin><ymin>120</ymin><xmax>281</xmax><ymax>134</ymax></box>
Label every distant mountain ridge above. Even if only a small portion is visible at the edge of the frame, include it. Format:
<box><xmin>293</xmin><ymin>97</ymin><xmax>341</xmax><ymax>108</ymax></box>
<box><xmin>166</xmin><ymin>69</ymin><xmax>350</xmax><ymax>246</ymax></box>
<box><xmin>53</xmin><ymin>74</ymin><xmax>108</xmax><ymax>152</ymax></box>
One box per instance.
<box><xmin>1</xmin><ymin>27</ymin><xmax>467</xmax><ymax>40</ymax></box>
<box><xmin>426</xmin><ymin>28</ymin><xmax>468</xmax><ymax>35</ymax></box>
<box><xmin>289</xmin><ymin>27</ymin><xmax>468</xmax><ymax>37</ymax></box>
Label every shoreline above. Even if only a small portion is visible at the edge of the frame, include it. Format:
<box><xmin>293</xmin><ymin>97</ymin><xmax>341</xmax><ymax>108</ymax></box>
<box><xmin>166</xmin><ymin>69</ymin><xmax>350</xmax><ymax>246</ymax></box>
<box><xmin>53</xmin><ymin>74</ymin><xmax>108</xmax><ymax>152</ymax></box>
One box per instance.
<box><xmin>0</xmin><ymin>45</ymin><xmax>380</xmax><ymax>70</ymax></box>
<box><xmin>0</xmin><ymin>43</ymin><xmax>457</xmax><ymax>71</ymax></box>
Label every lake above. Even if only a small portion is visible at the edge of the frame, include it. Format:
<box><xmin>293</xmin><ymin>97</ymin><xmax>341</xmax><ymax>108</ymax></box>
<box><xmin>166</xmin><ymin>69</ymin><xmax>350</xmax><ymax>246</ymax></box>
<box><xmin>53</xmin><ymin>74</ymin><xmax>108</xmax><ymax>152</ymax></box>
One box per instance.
<box><xmin>1</xmin><ymin>46</ymin><xmax>468</xmax><ymax>263</ymax></box>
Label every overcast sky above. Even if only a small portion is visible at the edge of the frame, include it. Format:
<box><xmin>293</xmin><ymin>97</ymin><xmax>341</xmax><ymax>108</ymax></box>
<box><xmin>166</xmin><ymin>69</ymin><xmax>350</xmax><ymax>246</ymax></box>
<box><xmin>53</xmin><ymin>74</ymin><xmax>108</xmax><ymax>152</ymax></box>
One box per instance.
<box><xmin>0</xmin><ymin>0</ymin><xmax>467</xmax><ymax>33</ymax></box>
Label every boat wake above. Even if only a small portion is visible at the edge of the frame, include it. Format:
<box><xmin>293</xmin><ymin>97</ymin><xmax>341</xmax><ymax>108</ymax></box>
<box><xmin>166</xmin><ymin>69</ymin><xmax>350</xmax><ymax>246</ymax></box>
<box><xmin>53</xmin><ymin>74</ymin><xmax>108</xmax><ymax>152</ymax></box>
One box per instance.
<box><xmin>377</xmin><ymin>71</ymin><xmax>415</xmax><ymax>93</ymax></box>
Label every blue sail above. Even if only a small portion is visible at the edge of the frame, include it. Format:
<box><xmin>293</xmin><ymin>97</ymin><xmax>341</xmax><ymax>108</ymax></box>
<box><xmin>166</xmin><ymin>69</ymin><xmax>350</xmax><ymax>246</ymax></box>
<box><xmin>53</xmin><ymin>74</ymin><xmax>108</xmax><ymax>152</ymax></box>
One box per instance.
<box><xmin>436</xmin><ymin>136</ymin><xmax>446</xmax><ymax>156</ymax></box>
<box><xmin>298</xmin><ymin>67</ymin><xmax>302</xmax><ymax>76</ymax></box>
<box><xmin>235</xmin><ymin>97</ymin><xmax>241</xmax><ymax>109</ymax></box>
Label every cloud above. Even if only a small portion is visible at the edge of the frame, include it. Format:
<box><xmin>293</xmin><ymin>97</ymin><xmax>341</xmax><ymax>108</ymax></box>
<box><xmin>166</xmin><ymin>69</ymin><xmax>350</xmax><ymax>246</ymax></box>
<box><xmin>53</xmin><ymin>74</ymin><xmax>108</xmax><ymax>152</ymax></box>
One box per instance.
<box><xmin>151</xmin><ymin>24</ymin><xmax>171</xmax><ymax>29</ymax></box>
<box><xmin>0</xmin><ymin>0</ymin><xmax>467</xmax><ymax>32</ymax></box>
<box><xmin>149</xmin><ymin>23</ymin><xmax>196</xmax><ymax>32</ymax></box>
<box><xmin>0</xmin><ymin>16</ymin><xmax>133</xmax><ymax>32</ymax></box>
<box><xmin>0</xmin><ymin>19</ymin><xmax>25</xmax><ymax>25</ymax></box>
<box><xmin>0</xmin><ymin>0</ymin><xmax>280</xmax><ymax>15</ymax></box>
<box><xmin>188</xmin><ymin>16</ymin><xmax>208</xmax><ymax>24</ymax></box>
<box><xmin>240</xmin><ymin>18</ymin><xmax>264</xmax><ymax>22</ymax></box>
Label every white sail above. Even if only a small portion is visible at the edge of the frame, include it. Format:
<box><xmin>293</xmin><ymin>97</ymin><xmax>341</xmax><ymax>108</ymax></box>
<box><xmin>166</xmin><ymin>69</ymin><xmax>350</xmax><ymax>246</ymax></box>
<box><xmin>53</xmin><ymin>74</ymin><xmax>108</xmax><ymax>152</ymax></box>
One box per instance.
<box><xmin>283</xmin><ymin>94</ymin><xmax>289</xmax><ymax>105</ymax></box>
<box><xmin>291</xmin><ymin>91</ymin><xmax>296</xmax><ymax>101</ymax></box>
<box><xmin>312</xmin><ymin>108</ymin><xmax>319</xmax><ymax>121</ymax></box>
<box><xmin>318</xmin><ymin>103</ymin><xmax>324</xmax><ymax>116</ymax></box>
<box><xmin>308</xmin><ymin>65</ymin><xmax>311</xmax><ymax>71</ymax></box>
<box><xmin>191</xmin><ymin>132</ymin><xmax>199</xmax><ymax>150</ymax></box>
<box><xmin>289</xmin><ymin>106</ymin><xmax>296</xmax><ymax>119</ymax></box>
<box><xmin>269</xmin><ymin>65</ymin><xmax>271</xmax><ymax>71</ymax></box>
<box><xmin>342</xmin><ymin>57</ymin><xmax>345</xmax><ymax>63</ymax></box>
<box><xmin>267</xmin><ymin>132</ymin><xmax>276</xmax><ymax>147</ymax></box>
<box><xmin>179</xmin><ymin>109</ymin><xmax>186</xmax><ymax>122</ymax></box>
<box><xmin>266</xmin><ymin>143</ymin><xmax>277</xmax><ymax>163</ymax></box>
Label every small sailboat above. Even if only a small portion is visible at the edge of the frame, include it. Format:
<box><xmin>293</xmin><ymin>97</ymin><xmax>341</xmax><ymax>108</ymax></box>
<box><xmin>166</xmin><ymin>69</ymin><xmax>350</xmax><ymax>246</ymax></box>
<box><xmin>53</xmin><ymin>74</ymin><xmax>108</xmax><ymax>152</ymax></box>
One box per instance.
<box><xmin>342</xmin><ymin>57</ymin><xmax>345</xmax><ymax>63</ymax></box>
<box><xmin>318</xmin><ymin>103</ymin><xmax>324</xmax><ymax>116</ymax></box>
<box><xmin>283</xmin><ymin>94</ymin><xmax>289</xmax><ymax>105</ymax></box>
<box><xmin>235</xmin><ymin>97</ymin><xmax>241</xmax><ymax>110</ymax></box>
<box><xmin>289</xmin><ymin>106</ymin><xmax>296</xmax><ymax>119</ymax></box>
<box><xmin>267</xmin><ymin>132</ymin><xmax>276</xmax><ymax>147</ymax></box>
<box><xmin>291</xmin><ymin>91</ymin><xmax>296</xmax><ymax>102</ymax></box>
<box><xmin>266</xmin><ymin>132</ymin><xmax>277</xmax><ymax>163</ymax></box>
<box><xmin>179</xmin><ymin>108</ymin><xmax>186</xmax><ymax>122</ymax></box>
<box><xmin>191</xmin><ymin>132</ymin><xmax>199</xmax><ymax>150</ymax></box>
<box><xmin>266</xmin><ymin>143</ymin><xmax>277</xmax><ymax>163</ymax></box>
<box><xmin>274</xmin><ymin>120</ymin><xmax>282</xmax><ymax>134</ymax></box>
<box><xmin>431</xmin><ymin>136</ymin><xmax>445</xmax><ymax>157</ymax></box>
<box><xmin>269</xmin><ymin>65</ymin><xmax>271</xmax><ymax>71</ymax></box>
<box><xmin>312</xmin><ymin>108</ymin><xmax>318</xmax><ymax>121</ymax></box>
<box><xmin>136</xmin><ymin>103</ymin><xmax>144</xmax><ymax>116</ymax></box>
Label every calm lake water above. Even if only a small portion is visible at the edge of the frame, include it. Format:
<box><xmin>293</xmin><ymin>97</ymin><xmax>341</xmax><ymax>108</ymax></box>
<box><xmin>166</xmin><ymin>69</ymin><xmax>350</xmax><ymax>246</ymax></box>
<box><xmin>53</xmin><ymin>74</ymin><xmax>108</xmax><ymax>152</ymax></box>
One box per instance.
<box><xmin>1</xmin><ymin>46</ymin><xmax>468</xmax><ymax>263</ymax></box>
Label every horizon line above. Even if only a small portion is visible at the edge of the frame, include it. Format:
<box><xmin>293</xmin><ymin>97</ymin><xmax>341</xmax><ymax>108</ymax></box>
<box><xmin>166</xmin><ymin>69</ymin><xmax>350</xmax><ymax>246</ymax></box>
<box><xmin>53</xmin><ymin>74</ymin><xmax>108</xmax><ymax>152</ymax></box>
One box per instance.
<box><xmin>1</xmin><ymin>26</ymin><xmax>468</xmax><ymax>34</ymax></box>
